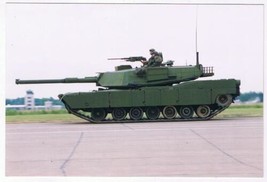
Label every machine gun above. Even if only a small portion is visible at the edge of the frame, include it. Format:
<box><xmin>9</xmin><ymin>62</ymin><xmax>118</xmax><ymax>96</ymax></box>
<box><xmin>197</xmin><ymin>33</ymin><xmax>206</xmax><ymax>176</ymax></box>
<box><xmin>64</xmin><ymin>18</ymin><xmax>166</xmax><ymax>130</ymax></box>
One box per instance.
<box><xmin>108</xmin><ymin>56</ymin><xmax>146</xmax><ymax>62</ymax></box>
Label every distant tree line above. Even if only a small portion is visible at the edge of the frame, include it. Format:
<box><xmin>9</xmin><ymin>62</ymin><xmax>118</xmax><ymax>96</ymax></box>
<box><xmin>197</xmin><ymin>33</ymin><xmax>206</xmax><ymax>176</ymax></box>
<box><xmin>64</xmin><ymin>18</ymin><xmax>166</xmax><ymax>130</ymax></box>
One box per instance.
<box><xmin>6</xmin><ymin>97</ymin><xmax>64</xmax><ymax>106</ymax></box>
<box><xmin>6</xmin><ymin>92</ymin><xmax>263</xmax><ymax>105</ymax></box>
<box><xmin>236</xmin><ymin>92</ymin><xmax>263</xmax><ymax>103</ymax></box>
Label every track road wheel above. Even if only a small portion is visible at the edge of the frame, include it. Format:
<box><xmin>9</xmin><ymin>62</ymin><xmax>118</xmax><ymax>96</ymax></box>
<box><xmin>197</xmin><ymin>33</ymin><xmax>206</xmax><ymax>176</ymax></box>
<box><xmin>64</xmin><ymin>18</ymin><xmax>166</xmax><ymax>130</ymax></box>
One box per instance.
<box><xmin>146</xmin><ymin>107</ymin><xmax>160</xmax><ymax>120</ymax></box>
<box><xmin>129</xmin><ymin>107</ymin><xmax>144</xmax><ymax>120</ymax></box>
<box><xmin>216</xmin><ymin>94</ymin><xmax>232</xmax><ymax>107</ymax></box>
<box><xmin>196</xmin><ymin>105</ymin><xmax>211</xmax><ymax>118</ymax></box>
<box><xmin>163</xmin><ymin>106</ymin><xmax>177</xmax><ymax>119</ymax></box>
<box><xmin>179</xmin><ymin>106</ymin><xmax>194</xmax><ymax>119</ymax></box>
<box><xmin>91</xmin><ymin>108</ymin><xmax>107</xmax><ymax>121</ymax></box>
<box><xmin>112</xmin><ymin>108</ymin><xmax>127</xmax><ymax>121</ymax></box>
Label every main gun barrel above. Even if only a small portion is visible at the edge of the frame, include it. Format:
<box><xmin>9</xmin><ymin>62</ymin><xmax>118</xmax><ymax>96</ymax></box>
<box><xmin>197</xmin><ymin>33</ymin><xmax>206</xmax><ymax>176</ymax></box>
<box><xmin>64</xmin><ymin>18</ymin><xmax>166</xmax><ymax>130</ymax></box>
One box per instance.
<box><xmin>16</xmin><ymin>77</ymin><xmax>98</xmax><ymax>84</ymax></box>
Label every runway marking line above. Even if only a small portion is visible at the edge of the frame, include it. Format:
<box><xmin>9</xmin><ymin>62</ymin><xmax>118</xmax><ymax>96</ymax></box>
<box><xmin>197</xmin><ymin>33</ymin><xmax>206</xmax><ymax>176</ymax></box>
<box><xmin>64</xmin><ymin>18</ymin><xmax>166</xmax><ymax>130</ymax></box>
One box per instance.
<box><xmin>59</xmin><ymin>132</ymin><xmax>84</xmax><ymax>176</ymax></box>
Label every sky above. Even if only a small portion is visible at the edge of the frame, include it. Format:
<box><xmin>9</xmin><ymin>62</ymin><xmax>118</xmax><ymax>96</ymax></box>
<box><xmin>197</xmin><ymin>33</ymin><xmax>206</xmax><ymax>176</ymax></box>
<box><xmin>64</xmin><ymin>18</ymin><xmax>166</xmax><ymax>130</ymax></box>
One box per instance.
<box><xmin>5</xmin><ymin>2</ymin><xmax>264</xmax><ymax>99</ymax></box>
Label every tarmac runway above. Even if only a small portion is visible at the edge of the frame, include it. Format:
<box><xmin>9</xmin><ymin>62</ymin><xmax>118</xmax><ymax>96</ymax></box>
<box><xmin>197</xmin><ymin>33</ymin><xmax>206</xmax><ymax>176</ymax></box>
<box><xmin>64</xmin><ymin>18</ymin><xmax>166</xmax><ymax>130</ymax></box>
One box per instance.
<box><xmin>6</xmin><ymin>117</ymin><xmax>263</xmax><ymax>177</ymax></box>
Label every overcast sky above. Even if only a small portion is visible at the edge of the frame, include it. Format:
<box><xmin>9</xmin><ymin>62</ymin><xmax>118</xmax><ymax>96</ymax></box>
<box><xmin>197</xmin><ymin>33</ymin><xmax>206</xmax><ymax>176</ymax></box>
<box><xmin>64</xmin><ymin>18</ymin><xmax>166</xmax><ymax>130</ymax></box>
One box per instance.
<box><xmin>5</xmin><ymin>3</ymin><xmax>264</xmax><ymax>98</ymax></box>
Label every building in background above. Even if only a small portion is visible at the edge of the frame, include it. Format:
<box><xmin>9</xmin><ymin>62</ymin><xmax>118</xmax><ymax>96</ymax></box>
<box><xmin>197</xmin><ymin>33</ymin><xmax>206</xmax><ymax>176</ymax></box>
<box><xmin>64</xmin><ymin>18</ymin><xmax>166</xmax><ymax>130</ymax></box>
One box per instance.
<box><xmin>6</xmin><ymin>90</ymin><xmax>63</xmax><ymax>110</ymax></box>
<box><xmin>25</xmin><ymin>90</ymin><xmax>34</xmax><ymax>110</ymax></box>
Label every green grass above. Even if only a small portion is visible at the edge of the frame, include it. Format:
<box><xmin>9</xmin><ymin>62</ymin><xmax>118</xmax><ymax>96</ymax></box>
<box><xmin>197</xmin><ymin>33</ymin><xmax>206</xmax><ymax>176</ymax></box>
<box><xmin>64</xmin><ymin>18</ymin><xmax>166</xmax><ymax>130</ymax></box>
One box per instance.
<box><xmin>5</xmin><ymin>104</ymin><xmax>263</xmax><ymax>123</ymax></box>
<box><xmin>6</xmin><ymin>109</ymin><xmax>68</xmax><ymax>116</ymax></box>
<box><xmin>6</xmin><ymin>113</ymin><xmax>83</xmax><ymax>123</ymax></box>
<box><xmin>5</xmin><ymin>110</ymin><xmax>83</xmax><ymax>123</ymax></box>
<box><xmin>214</xmin><ymin>104</ymin><xmax>263</xmax><ymax>119</ymax></box>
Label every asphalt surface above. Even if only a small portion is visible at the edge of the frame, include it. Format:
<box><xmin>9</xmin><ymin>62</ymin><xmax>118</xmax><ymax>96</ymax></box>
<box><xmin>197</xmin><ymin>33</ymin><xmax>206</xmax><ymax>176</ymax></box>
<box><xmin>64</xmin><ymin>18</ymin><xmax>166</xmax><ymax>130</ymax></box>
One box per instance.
<box><xmin>6</xmin><ymin>117</ymin><xmax>263</xmax><ymax>177</ymax></box>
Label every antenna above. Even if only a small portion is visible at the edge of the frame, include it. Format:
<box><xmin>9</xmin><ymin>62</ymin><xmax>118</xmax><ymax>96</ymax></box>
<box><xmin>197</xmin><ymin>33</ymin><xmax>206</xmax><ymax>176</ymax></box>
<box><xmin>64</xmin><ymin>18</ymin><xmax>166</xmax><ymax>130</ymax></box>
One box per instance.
<box><xmin>195</xmin><ymin>5</ymin><xmax>199</xmax><ymax>66</ymax></box>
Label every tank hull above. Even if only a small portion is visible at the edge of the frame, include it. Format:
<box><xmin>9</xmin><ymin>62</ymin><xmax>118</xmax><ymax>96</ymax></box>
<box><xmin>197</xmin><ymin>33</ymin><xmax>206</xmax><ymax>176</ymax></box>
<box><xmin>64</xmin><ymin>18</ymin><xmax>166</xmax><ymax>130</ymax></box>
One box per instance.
<box><xmin>59</xmin><ymin>79</ymin><xmax>240</xmax><ymax>122</ymax></box>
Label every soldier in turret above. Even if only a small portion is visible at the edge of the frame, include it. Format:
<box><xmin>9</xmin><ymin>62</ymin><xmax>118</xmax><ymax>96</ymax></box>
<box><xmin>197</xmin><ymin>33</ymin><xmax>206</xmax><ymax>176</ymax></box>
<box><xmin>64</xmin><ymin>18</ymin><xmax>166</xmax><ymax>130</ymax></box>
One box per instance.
<box><xmin>141</xmin><ymin>48</ymin><xmax>163</xmax><ymax>67</ymax></box>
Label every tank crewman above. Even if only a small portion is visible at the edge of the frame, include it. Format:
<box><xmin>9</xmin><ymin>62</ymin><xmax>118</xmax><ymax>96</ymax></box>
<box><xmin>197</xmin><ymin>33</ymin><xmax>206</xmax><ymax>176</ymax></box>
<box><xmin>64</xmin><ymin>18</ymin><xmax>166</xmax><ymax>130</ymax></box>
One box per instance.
<box><xmin>141</xmin><ymin>48</ymin><xmax>163</xmax><ymax>67</ymax></box>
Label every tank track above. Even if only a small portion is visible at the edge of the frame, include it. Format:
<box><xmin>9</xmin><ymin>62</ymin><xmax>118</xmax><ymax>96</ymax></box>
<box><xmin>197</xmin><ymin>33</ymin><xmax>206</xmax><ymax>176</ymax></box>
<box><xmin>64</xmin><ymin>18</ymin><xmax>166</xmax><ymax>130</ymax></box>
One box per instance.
<box><xmin>63</xmin><ymin>103</ymin><xmax>231</xmax><ymax>123</ymax></box>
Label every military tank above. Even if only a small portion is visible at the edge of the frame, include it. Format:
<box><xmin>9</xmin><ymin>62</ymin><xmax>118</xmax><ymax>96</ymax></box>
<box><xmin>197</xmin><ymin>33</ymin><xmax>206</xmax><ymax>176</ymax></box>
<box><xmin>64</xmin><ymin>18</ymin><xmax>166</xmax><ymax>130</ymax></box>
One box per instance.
<box><xmin>16</xmin><ymin>52</ymin><xmax>240</xmax><ymax>123</ymax></box>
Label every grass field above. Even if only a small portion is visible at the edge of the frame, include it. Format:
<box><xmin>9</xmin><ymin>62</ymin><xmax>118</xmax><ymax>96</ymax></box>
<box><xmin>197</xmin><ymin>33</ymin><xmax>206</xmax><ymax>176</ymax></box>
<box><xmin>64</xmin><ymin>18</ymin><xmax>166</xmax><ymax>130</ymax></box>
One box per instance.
<box><xmin>214</xmin><ymin>104</ymin><xmax>263</xmax><ymax>119</ymax></box>
<box><xmin>5</xmin><ymin>104</ymin><xmax>263</xmax><ymax>123</ymax></box>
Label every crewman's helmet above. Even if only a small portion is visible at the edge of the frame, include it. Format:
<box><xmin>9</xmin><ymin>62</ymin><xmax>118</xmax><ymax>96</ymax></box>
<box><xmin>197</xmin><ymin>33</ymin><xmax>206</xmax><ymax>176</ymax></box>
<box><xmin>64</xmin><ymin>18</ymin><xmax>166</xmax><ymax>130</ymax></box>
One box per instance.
<box><xmin>149</xmin><ymin>48</ymin><xmax>155</xmax><ymax>52</ymax></box>
<box><xmin>149</xmin><ymin>48</ymin><xmax>156</xmax><ymax>55</ymax></box>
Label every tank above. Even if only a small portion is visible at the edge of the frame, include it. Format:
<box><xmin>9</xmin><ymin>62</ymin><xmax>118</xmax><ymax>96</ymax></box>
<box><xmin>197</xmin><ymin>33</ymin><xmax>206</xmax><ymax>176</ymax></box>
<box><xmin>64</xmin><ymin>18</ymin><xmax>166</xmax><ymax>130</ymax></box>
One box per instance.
<box><xmin>16</xmin><ymin>52</ymin><xmax>240</xmax><ymax>123</ymax></box>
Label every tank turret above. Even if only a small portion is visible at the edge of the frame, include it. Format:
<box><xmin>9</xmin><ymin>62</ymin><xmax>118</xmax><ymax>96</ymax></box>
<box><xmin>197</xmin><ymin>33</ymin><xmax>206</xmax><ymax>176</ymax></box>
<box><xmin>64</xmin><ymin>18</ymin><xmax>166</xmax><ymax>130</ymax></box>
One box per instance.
<box><xmin>16</xmin><ymin>54</ymin><xmax>214</xmax><ymax>88</ymax></box>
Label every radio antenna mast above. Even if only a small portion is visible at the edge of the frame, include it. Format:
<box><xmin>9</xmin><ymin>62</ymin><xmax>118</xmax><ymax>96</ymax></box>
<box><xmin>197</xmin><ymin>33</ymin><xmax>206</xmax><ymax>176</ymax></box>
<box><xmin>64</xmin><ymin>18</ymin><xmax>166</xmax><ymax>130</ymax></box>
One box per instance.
<box><xmin>195</xmin><ymin>5</ymin><xmax>199</xmax><ymax>66</ymax></box>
